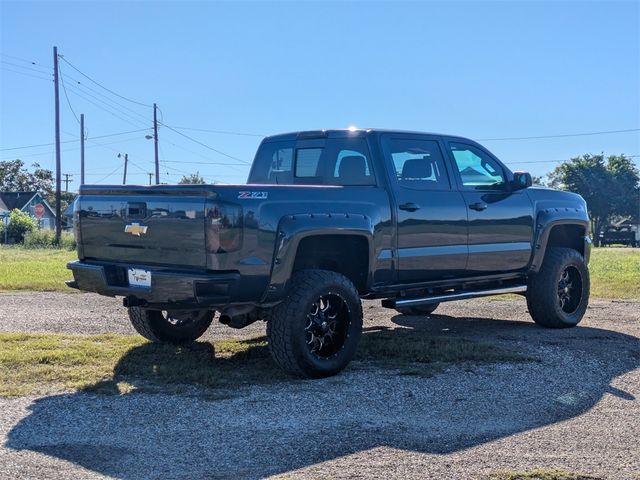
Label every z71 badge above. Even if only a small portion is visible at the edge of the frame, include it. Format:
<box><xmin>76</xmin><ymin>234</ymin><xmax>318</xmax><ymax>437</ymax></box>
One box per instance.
<box><xmin>238</xmin><ymin>191</ymin><xmax>268</xmax><ymax>199</ymax></box>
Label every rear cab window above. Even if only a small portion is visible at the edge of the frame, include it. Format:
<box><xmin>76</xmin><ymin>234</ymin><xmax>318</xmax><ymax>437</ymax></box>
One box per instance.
<box><xmin>248</xmin><ymin>136</ymin><xmax>376</xmax><ymax>186</ymax></box>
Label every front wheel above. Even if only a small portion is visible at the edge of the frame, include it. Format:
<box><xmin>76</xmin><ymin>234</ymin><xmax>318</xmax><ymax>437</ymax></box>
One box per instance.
<box><xmin>267</xmin><ymin>270</ymin><xmax>363</xmax><ymax>378</ymax></box>
<box><xmin>526</xmin><ymin>247</ymin><xmax>589</xmax><ymax>328</ymax></box>
<box><xmin>128</xmin><ymin>307</ymin><xmax>214</xmax><ymax>344</ymax></box>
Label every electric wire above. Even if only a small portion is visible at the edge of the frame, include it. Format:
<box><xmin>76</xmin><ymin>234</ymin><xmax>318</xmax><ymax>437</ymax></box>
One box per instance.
<box><xmin>1</xmin><ymin>129</ymin><xmax>150</xmax><ymax>151</ymax></box>
<box><xmin>478</xmin><ymin>129</ymin><xmax>640</xmax><ymax>141</ymax></box>
<box><xmin>58</xmin><ymin>55</ymin><xmax>153</xmax><ymax>108</ymax></box>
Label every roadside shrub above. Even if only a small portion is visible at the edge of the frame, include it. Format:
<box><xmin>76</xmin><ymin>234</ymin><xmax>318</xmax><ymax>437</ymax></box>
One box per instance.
<box><xmin>59</xmin><ymin>231</ymin><xmax>76</xmax><ymax>250</ymax></box>
<box><xmin>0</xmin><ymin>221</ymin><xmax>5</xmax><ymax>244</ymax></box>
<box><xmin>23</xmin><ymin>229</ymin><xmax>76</xmax><ymax>250</ymax></box>
<box><xmin>6</xmin><ymin>209</ymin><xmax>37</xmax><ymax>244</ymax></box>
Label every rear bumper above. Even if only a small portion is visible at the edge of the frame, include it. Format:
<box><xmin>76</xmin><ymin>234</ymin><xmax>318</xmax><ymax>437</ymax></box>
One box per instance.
<box><xmin>67</xmin><ymin>260</ymin><xmax>241</xmax><ymax>308</ymax></box>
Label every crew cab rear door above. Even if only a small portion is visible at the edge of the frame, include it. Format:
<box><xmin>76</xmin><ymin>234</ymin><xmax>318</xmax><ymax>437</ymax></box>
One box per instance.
<box><xmin>381</xmin><ymin>134</ymin><xmax>468</xmax><ymax>283</ymax></box>
<box><xmin>443</xmin><ymin>139</ymin><xmax>534</xmax><ymax>274</ymax></box>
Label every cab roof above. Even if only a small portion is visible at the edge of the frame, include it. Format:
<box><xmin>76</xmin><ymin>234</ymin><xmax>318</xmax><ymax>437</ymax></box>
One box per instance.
<box><xmin>263</xmin><ymin>128</ymin><xmax>476</xmax><ymax>144</ymax></box>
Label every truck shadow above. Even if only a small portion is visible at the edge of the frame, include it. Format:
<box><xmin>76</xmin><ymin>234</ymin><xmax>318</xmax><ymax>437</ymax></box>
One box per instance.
<box><xmin>6</xmin><ymin>315</ymin><xmax>640</xmax><ymax>480</ymax></box>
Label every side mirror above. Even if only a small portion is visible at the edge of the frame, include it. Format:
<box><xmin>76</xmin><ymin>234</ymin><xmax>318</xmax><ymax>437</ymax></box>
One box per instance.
<box><xmin>512</xmin><ymin>171</ymin><xmax>532</xmax><ymax>190</ymax></box>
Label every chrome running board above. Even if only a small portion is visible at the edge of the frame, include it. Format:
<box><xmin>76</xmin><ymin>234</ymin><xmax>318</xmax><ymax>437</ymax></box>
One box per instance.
<box><xmin>382</xmin><ymin>285</ymin><xmax>527</xmax><ymax>309</ymax></box>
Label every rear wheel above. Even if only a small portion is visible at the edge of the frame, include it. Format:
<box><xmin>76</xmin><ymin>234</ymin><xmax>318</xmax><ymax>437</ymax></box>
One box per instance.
<box><xmin>267</xmin><ymin>269</ymin><xmax>362</xmax><ymax>378</ymax></box>
<box><xmin>128</xmin><ymin>307</ymin><xmax>214</xmax><ymax>344</ymax></box>
<box><xmin>527</xmin><ymin>247</ymin><xmax>589</xmax><ymax>328</ymax></box>
<box><xmin>395</xmin><ymin>303</ymin><xmax>440</xmax><ymax>316</ymax></box>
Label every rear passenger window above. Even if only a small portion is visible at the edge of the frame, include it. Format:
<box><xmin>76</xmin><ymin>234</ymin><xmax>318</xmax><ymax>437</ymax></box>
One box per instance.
<box><xmin>248</xmin><ymin>137</ymin><xmax>376</xmax><ymax>186</ymax></box>
<box><xmin>295</xmin><ymin>148</ymin><xmax>323</xmax><ymax>177</ymax></box>
<box><xmin>383</xmin><ymin>138</ymin><xmax>450</xmax><ymax>190</ymax></box>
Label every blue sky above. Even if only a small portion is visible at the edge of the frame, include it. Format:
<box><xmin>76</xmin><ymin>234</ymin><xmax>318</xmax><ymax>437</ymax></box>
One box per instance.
<box><xmin>1</xmin><ymin>0</ymin><xmax>638</xmax><ymax>189</ymax></box>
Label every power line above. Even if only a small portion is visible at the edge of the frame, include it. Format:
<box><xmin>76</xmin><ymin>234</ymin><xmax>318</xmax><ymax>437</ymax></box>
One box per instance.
<box><xmin>59</xmin><ymin>67</ymin><xmax>153</xmax><ymax>123</ymax></box>
<box><xmin>506</xmin><ymin>154</ymin><xmax>640</xmax><ymax>165</ymax></box>
<box><xmin>158</xmin><ymin>121</ymin><xmax>250</xmax><ymax>164</ymax></box>
<box><xmin>93</xmin><ymin>163</ymin><xmax>123</xmax><ymax>183</ymax></box>
<box><xmin>0</xmin><ymin>66</ymin><xmax>52</xmax><ymax>82</ymax></box>
<box><xmin>58</xmin><ymin>68</ymin><xmax>80</xmax><ymax>124</ymax></box>
<box><xmin>64</xmin><ymin>81</ymin><xmax>151</xmax><ymax>128</ymax></box>
<box><xmin>58</xmin><ymin>55</ymin><xmax>153</xmax><ymax>108</ymax></box>
<box><xmin>478</xmin><ymin>128</ymin><xmax>640</xmax><ymax>141</ymax></box>
<box><xmin>0</xmin><ymin>60</ymin><xmax>51</xmax><ymax>75</ymax></box>
<box><xmin>166</xmin><ymin>125</ymin><xmax>265</xmax><ymax>137</ymax></box>
<box><xmin>1</xmin><ymin>128</ymin><xmax>149</xmax><ymax>151</ymax></box>
<box><xmin>66</xmin><ymin>87</ymin><xmax>150</xmax><ymax>130</ymax></box>
<box><xmin>162</xmin><ymin>159</ymin><xmax>250</xmax><ymax>166</ymax></box>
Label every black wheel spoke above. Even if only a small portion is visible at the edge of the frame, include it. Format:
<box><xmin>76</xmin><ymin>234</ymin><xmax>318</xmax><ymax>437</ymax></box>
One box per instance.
<box><xmin>304</xmin><ymin>292</ymin><xmax>350</xmax><ymax>359</ymax></box>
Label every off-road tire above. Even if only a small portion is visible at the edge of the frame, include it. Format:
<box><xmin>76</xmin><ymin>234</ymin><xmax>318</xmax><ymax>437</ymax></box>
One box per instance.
<box><xmin>128</xmin><ymin>307</ymin><xmax>214</xmax><ymax>344</ymax></box>
<box><xmin>267</xmin><ymin>269</ymin><xmax>363</xmax><ymax>378</ymax></box>
<box><xmin>395</xmin><ymin>303</ymin><xmax>440</xmax><ymax>316</ymax></box>
<box><xmin>527</xmin><ymin>247</ymin><xmax>589</xmax><ymax>328</ymax></box>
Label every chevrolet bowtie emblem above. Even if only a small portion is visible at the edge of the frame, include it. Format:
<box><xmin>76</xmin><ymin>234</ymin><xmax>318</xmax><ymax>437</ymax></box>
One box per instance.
<box><xmin>124</xmin><ymin>223</ymin><xmax>148</xmax><ymax>236</ymax></box>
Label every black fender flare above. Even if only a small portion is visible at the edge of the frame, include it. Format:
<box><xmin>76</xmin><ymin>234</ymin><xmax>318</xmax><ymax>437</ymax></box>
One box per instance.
<box><xmin>261</xmin><ymin>213</ymin><xmax>374</xmax><ymax>303</ymax></box>
<box><xmin>529</xmin><ymin>207</ymin><xmax>591</xmax><ymax>273</ymax></box>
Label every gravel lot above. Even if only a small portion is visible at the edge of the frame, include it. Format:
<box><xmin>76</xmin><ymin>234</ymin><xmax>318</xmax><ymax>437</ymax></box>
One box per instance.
<box><xmin>0</xmin><ymin>292</ymin><xmax>639</xmax><ymax>479</ymax></box>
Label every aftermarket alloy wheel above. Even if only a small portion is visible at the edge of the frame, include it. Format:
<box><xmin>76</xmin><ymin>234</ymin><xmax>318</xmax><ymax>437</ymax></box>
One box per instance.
<box><xmin>128</xmin><ymin>307</ymin><xmax>214</xmax><ymax>344</ymax></box>
<box><xmin>526</xmin><ymin>247</ymin><xmax>589</xmax><ymax>328</ymax></box>
<box><xmin>267</xmin><ymin>269</ymin><xmax>363</xmax><ymax>378</ymax></box>
<box><xmin>395</xmin><ymin>303</ymin><xmax>440</xmax><ymax>316</ymax></box>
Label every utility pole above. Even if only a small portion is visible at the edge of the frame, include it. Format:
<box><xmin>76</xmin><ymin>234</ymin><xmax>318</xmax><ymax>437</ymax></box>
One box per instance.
<box><xmin>148</xmin><ymin>173</ymin><xmax>153</xmax><ymax>185</ymax></box>
<box><xmin>80</xmin><ymin>113</ymin><xmax>85</xmax><ymax>185</ymax></box>
<box><xmin>119</xmin><ymin>153</ymin><xmax>129</xmax><ymax>184</ymax></box>
<box><xmin>53</xmin><ymin>46</ymin><xmax>62</xmax><ymax>244</ymax></box>
<box><xmin>153</xmin><ymin>103</ymin><xmax>159</xmax><ymax>184</ymax></box>
<box><xmin>63</xmin><ymin>174</ymin><xmax>73</xmax><ymax>192</ymax></box>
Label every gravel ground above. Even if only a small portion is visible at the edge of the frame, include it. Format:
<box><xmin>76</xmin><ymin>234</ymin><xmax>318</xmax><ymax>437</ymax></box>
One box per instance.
<box><xmin>0</xmin><ymin>292</ymin><xmax>639</xmax><ymax>479</ymax></box>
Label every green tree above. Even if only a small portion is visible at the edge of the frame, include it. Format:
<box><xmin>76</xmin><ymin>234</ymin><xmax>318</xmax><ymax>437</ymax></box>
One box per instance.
<box><xmin>178</xmin><ymin>172</ymin><xmax>206</xmax><ymax>184</ymax></box>
<box><xmin>0</xmin><ymin>160</ymin><xmax>54</xmax><ymax>197</ymax></box>
<box><xmin>548</xmin><ymin>154</ymin><xmax>640</xmax><ymax>242</ymax></box>
<box><xmin>6</xmin><ymin>208</ymin><xmax>37</xmax><ymax>243</ymax></box>
<box><xmin>0</xmin><ymin>160</ymin><xmax>76</xmax><ymax>212</ymax></box>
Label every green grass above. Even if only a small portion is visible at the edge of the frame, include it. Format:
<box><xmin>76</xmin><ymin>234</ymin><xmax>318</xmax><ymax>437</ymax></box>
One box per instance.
<box><xmin>0</xmin><ymin>246</ymin><xmax>638</xmax><ymax>298</ymax></box>
<box><xmin>588</xmin><ymin>248</ymin><xmax>640</xmax><ymax>298</ymax></box>
<box><xmin>487</xmin><ymin>468</ymin><xmax>603</xmax><ymax>480</ymax></box>
<box><xmin>0</xmin><ymin>329</ymin><xmax>528</xmax><ymax>398</ymax></box>
<box><xmin>0</xmin><ymin>246</ymin><xmax>76</xmax><ymax>292</ymax></box>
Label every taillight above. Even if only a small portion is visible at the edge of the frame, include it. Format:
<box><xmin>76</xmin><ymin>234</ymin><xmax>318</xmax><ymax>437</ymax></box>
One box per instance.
<box><xmin>205</xmin><ymin>201</ymin><xmax>243</xmax><ymax>253</ymax></box>
<box><xmin>73</xmin><ymin>198</ymin><xmax>83</xmax><ymax>257</ymax></box>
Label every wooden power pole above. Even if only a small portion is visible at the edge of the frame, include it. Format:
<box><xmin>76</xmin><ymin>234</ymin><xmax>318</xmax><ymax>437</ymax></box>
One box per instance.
<box><xmin>53</xmin><ymin>46</ymin><xmax>62</xmax><ymax>243</ymax></box>
<box><xmin>153</xmin><ymin>103</ymin><xmax>159</xmax><ymax>184</ymax></box>
<box><xmin>80</xmin><ymin>113</ymin><xmax>85</xmax><ymax>185</ymax></box>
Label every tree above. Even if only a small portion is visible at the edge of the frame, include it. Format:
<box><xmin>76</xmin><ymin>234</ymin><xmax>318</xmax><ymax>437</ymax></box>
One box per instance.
<box><xmin>548</xmin><ymin>154</ymin><xmax>640</xmax><ymax>242</ymax></box>
<box><xmin>0</xmin><ymin>160</ymin><xmax>54</xmax><ymax>197</ymax></box>
<box><xmin>0</xmin><ymin>160</ymin><xmax>75</xmax><ymax>212</ymax></box>
<box><xmin>178</xmin><ymin>172</ymin><xmax>206</xmax><ymax>184</ymax></box>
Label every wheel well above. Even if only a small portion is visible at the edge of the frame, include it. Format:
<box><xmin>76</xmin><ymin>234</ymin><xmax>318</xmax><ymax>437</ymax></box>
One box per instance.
<box><xmin>292</xmin><ymin>235</ymin><xmax>369</xmax><ymax>293</ymax></box>
<box><xmin>546</xmin><ymin>224</ymin><xmax>586</xmax><ymax>256</ymax></box>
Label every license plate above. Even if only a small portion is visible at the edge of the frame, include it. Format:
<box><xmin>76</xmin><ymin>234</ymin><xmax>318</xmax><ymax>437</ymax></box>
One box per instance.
<box><xmin>128</xmin><ymin>268</ymin><xmax>151</xmax><ymax>288</ymax></box>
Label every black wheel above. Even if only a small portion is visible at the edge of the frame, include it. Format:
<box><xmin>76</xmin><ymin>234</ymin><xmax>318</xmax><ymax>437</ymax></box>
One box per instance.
<box><xmin>395</xmin><ymin>303</ymin><xmax>440</xmax><ymax>316</ymax></box>
<box><xmin>128</xmin><ymin>307</ymin><xmax>214</xmax><ymax>344</ymax></box>
<box><xmin>526</xmin><ymin>247</ymin><xmax>589</xmax><ymax>328</ymax></box>
<box><xmin>267</xmin><ymin>269</ymin><xmax>362</xmax><ymax>378</ymax></box>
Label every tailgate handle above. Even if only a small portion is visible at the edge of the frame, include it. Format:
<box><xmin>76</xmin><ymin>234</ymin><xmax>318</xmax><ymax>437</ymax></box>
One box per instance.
<box><xmin>126</xmin><ymin>202</ymin><xmax>147</xmax><ymax>219</ymax></box>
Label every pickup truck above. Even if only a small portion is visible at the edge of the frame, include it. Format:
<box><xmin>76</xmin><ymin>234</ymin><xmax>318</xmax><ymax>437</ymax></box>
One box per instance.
<box><xmin>68</xmin><ymin>129</ymin><xmax>592</xmax><ymax>378</ymax></box>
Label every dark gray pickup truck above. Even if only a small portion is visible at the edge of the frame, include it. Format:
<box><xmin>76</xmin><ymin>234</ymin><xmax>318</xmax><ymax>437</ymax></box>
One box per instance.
<box><xmin>68</xmin><ymin>129</ymin><xmax>591</xmax><ymax>377</ymax></box>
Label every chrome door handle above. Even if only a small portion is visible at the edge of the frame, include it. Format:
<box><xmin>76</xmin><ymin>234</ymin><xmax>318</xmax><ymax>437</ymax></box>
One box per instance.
<box><xmin>469</xmin><ymin>202</ymin><xmax>488</xmax><ymax>211</ymax></box>
<box><xmin>399</xmin><ymin>202</ymin><xmax>420</xmax><ymax>212</ymax></box>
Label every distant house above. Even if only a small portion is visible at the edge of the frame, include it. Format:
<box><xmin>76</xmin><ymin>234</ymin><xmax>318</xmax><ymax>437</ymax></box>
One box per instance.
<box><xmin>0</xmin><ymin>191</ymin><xmax>57</xmax><ymax>230</ymax></box>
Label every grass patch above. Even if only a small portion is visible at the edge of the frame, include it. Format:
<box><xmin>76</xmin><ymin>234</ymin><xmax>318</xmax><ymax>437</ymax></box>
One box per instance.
<box><xmin>0</xmin><ymin>246</ymin><xmax>76</xmax><ymax>292</ymax></box>
<box><xmin>588</xmin><ymin>248</ymin><xmax>640</xmax><ymax>298</ymax></box>
<box><xmin>0</xmin><ymin>246</ymin><xmax>637</xmax><ymax>299</ymax></box>
<box><xmin>487</xmin><ymin>468</ymin><xmax>603</xmax><ymax>480</ymax></box>
<box><xmin>0</xmin><ymin>329</ymin><xmax>530</xmax><ymax>398</ymax></box>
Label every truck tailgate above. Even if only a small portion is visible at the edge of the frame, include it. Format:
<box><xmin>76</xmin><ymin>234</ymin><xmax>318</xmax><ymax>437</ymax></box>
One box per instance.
<box><xmin>79</xmin><ymin>188</ymin><xmax>208</xmax><ymax>268</ymax></box>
